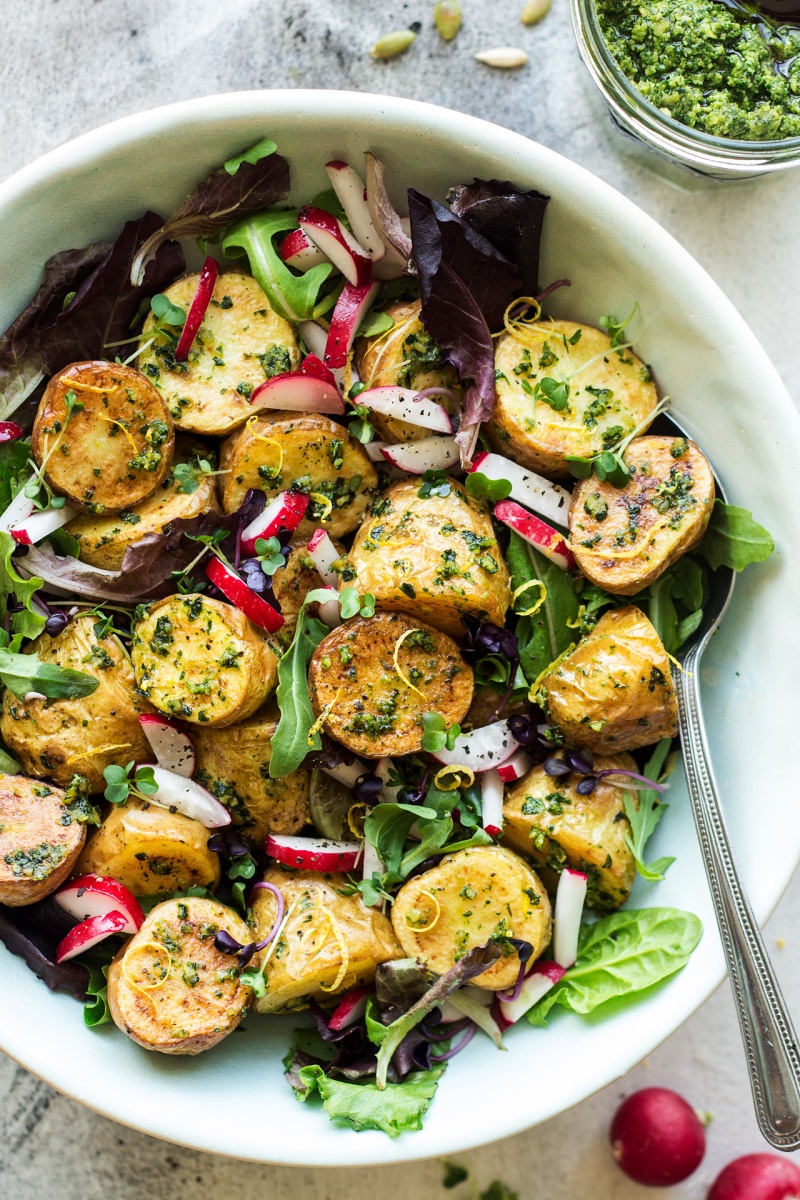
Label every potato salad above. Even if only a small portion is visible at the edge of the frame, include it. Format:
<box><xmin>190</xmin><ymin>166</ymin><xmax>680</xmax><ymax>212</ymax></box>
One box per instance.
<box><xmin>0</xmin><ymin>140</ymin><xmax>774</xmax><ymax>1139</ymax></box>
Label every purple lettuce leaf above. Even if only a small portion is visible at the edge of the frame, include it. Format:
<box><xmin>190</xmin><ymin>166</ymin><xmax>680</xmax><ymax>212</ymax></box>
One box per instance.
<box><xmin>0</xmin><ymin>903</ymin><xmax>90</xmax><ymax>1000</ymax></box>
<box><xmin>448</xmin><ymin>179</ymin><xmax>549</xmax><ymax>297</ymax></box>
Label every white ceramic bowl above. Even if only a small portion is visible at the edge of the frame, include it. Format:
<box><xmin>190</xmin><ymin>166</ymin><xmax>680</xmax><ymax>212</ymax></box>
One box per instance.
<box><xmin>1</xmin><ymin>90</ymin><xmax>799</xmax><ymax>1167</ymax></box>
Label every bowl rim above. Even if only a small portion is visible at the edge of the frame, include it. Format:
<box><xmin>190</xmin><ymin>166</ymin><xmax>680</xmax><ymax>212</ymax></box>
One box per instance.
<box><xmin>0</xmin><ymin>88</ymin><xmax>798</xmax><ymax>1166</ymax></box>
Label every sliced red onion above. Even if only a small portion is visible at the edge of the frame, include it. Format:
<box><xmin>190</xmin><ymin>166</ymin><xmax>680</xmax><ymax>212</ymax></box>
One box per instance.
<box><xmin>214</xmin><ymin>882</ymin><xmax>286</xmax><ymax>967</ymax></box>
<box><xmin>249</xmin><ymin>881</ymin><xmax>285</xmax><ymax>944</ymax></box>
<box><xmin>430</xmin><ymin>1022</ymin><xmax>477</xmax><ymax>1062</ymax></box>
<box><xmin>594</xmin><ymin>768</ymin><xmax>667</xmax><ymax>793</ymax></box>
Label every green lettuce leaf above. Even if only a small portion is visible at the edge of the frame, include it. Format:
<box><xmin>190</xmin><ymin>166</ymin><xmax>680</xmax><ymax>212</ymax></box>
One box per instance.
<box><xmin>623</xmin><ymin>739</ymin><xmax>676</xmax><ymax>881</ymax></box>
<box><xmin>83</xmin><ymin>964</ymin><xmax>111</xmax><ymax>1028</ymax></box>
<box><xmin>696</xmin><ymin>500</ymin><xmax>774</xmax><ymax>572</ymax></box>
<box><xmin>0</xmin><ymin>531</ymin><xmax>45</xmax><ymax>640</ymax></box>
<box><xmin>269</xmin><ymin>600</ymin><xmax>328</xmax><ymax>778</ymax></box>
<box><xmin>296</xmin><ymin>1063</ymin><xmax>444</xmax><ymax>1137</ymax></box>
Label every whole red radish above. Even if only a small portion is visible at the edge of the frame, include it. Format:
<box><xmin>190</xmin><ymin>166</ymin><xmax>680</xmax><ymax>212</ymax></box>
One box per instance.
<box><xmin>610</xmin><ymin>1087</ymin><xmax>706</xmax><ymax>1187</ymax></box>
<box><xmin>707</xmin><ymin>1154</ymin><xmax>800</xmax><ymax>1199</ymax></box>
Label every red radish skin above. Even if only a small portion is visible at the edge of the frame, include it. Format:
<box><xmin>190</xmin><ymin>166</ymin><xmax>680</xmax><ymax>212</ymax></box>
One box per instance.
<box><xmin>266</xmin><ymin>834</ymin><xmax>362</xmax><ymax>872</ymax></box>
<box><xmin>298</xmin><ymin>206</ymin><xmax>372</xmax><ymax>286</ymax></box>
<box><xmin>470</xmin><ymin>451</ymin><xmax>572</xmax><ymax>527</ymax></box>
<box><xmin>299</xmin><ymin>353</ymin><xmax>338</xmax><ymax>387</ymax></box>
<box><xmin>328</xmin><ymin>985</ymin><xmax>372</xmax><ymax>1031</ymax></box>
<box><xmin>324</xmin><ymin>280</ymin><xmax>379</xmax><ymax>368</ymax></box>
<box><xmin>279</xmin><ymin>228</ymin><xmax>330</xmax><ymax>270</ymax></box>
<box><xmin>497</xmin><ymin>750</ymin><xmax>533</xmax><ymax>783</ymax></box>
<box><xmin>249</xmin><ymin>371</ymin><xmax>344</xmax><ymax>416</ymax></box>
<box><xmin>0</xmin><ymin>422</ymin><xmax>24</xmax><ymax>443</ymax></box>
<box><xmin>0</xmin><ymin>489</ymin><xmax>34</xmax><ymax>536</ymax></box>
<box><xmin>10</xmin><ymin>502</ymin><xmax>78</xmax><ymax>546</ymax></box>
<box><xmin>55</xmin><ymin>874</ymin><xmax>144</xmax><ymax>935</ymax></box>
<box><xmin>240</xmin><ymin>490</ymin><xmax>309</xmax><ymax>556</ymax></box>
<box><xmin>175</xmin><ymin>256</ymin><xmax>219</xmax><ymax>362</ymax></box>
<box><xmin>494</xmin><ymin>500</ymin><xmax>577</xmax><ymax>571</ymax></box>
<box><xmin>204</xmin><ymin>556</ymin><xmax>284</xmax><ymax>633</ymax></box>
<box><xmin>610</xmin><ymin>1088</ymin><xmax>706</xmax><ymax>1187</ymax></box>
<box><xmin>306</xmin><ymin>527</ymin><xmax>340</xmax><ymax>587</ymax></box>
<box><xmin>497</xmin><ymin>960</ymin><xmax>566</xmax><ymax>1025</ymax></box>
<box><xmin>56</xmin><ymin>910</ymin><xmax>129</xmax><ymax>962</ymax></box>
<box><xmin>707</xmin><ymin>1155</ymin><xmax>800</xmax><ymax>1200</ymax></box>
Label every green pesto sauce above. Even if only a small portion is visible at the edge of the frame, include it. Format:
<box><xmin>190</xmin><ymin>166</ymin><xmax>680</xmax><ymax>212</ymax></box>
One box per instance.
<box><xmin>596</xmin><ymin>0</ymin><xmax>800</xmax><ymax>140</ymax></box>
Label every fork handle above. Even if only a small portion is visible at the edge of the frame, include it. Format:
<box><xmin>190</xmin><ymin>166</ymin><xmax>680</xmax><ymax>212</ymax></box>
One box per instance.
<box><xmin>675</xmin><ymin>650</ymin><xmax>800</xmax><ymax>1149</ymax></box>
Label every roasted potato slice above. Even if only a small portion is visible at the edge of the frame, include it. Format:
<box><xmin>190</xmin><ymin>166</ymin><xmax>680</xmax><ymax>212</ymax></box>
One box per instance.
<box><xmin>66</xmin><ymin>437</ymin><xmax>221</xmax><ymax>571</ymax></box>
<box><xmin>271</xmin><ymin>535</ymin><xmax>345</xmax><ymax>640</ymax></box>
<box><xmin>194</xmin><ymin>703</ymin><xmax>310</xmax><ymax>844</ymax></box>
<box><xmin>251</xmin><ymin>867</ymin><xmax>402</xmax><ymax>1013</ymax></box>
<box><xmin>32</xmin><ymin>361</ymin><xmax>174</xmax><ymax>514</ymax></box>
<box><xmin>0</xmin><ymin>774</ymin><xmax>86</xmax><ymax>905</ymax></box>
<box><xmin>488</xmin><ymin>320</ymin><xmax>657</xmax><ymax>478</ymax></box>
<box><xmin>349</xmin><ymin>477</ymin><xmax>511</xmax><ymax>637</ymax></box>
<box><xmin>132</xmin><ymin>594</ymin><xmax>278</xmax><ymax>727</ymax></box>
<box><xmin>107</xmin><ymin>896</ymin><xmax>251</xmax><ymax>1054</ymax></box>
<box><xmin>308</xmin><ymin>613</ymin><xmax>473</xmax><ymax>758</ymax></box>
<box><xmin>137</xmin><ymin>271</ymin><xmax>300</xmax><ymax>437</ymax></box>
<box><xmin>540</xmin><ymin>606</ymin><xmax>678</xmax><ymax>753</ymax></box>
<box><xmin>569</xmin><ymin>435</ymin><xmax>715</xmax><ymax>595</ymax></box>
<box><xmin>502</xmin><ymin>755</ymin><xmax>638</xmax><ymax>910</ymax></box>
<box><xmin>0</xmin><ymin>614</ymin><xmax>152</xmax><ymax>792</ymax></box>
<box><xmin>77</xmin><ymin>797</ymin><xmax>220</xmax><ymax>895</ymax></box>
<box><xmin>391</xmin><ymin>846</ymin><xmax>552</xmax><ymax>990</ymax></box>
<box><xmin>218</xmin><ymin>411</ymin><xmax>378</xmax><ymax>539</ymax></box>
<box><xmin>350</xmin><ymin>300</ymin><xmax>461</xmax><ymax>443</ymax></box>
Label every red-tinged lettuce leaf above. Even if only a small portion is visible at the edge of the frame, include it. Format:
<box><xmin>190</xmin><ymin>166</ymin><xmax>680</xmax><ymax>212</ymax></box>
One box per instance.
<box><xmin>448</xmin><ymin>178</ymin><xmax>549</xmax><ymax>297</ymax></box>
<box><xmin>0</xmin><ymin>903</ymin><xmax>90</xmax><ymax>1000</ymax></box>
<box><xmin>131</xmin><ymin>140</ymin><xmax>291</xmax><ymax>285</ymax></box>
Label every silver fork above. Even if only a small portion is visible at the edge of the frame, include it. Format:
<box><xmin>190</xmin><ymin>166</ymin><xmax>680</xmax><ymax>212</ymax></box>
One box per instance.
<box><xmin>664</xmin><ymin>413</ymin><xmax>800</xmax><ymax>1149</ymax></box>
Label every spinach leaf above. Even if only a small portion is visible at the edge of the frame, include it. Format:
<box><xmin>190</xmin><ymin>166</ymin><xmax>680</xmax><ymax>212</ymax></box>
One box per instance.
<box><xmin>696</xmin><ymin>500</ymin><xmax>774</xmax><ymax>572</ymax></box>
<box><xmin>623</xmin><ymin>739</ymin><xmax>675</xmax><ymax>881</ymax></box>
<box><xmin>294</xmin><ymin>1063</ymin><xmax>444</xmax><ymax>1137</ymax></box>
<box><xmin>0</xmin><ymin>647</ymin><xmax>99</xmax><ymax>701</ymax></box>
<box><xmin>528</xmin><ymin>907</ymin><xmax>702</xmax><ymax>1026</ymax></box>
<box><xmin>505</xmin><ymin>530</ymin><xmax>578</xmax><ymax>683</ymax></box>
<box><xmin>357</xmin><ymin>309</ymin><xmax>394</xmax><ymax>338</ymax></box>
<box><xmin>222</xmin><ymin>209</ymin><xmax>333</xmax><ymax>322</ymax></box>
<box><xmin>269</xmin><ymin>601</ymin><xmax>328</xmax><ymax>778</ymax></box>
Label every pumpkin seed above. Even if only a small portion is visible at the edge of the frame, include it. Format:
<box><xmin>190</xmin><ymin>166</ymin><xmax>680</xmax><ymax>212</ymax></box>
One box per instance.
<box><xmin>474</xmin><ymin>46</ymin><xmax>529</xmax><ymax>68</ymax></box>
<box><xmin>521</xmin><ymin>0</ymin><xmax>552</xmax><ymax>24</ymax></box>
<box><xmin>434</xmin><ymin>0</ymin><xmax>462</xmax><ymax>41</ymax></box>
<box><xmin>370</xmin><ymin>29</ymin><xmax>417</xmax><ymax>59</ymax></box>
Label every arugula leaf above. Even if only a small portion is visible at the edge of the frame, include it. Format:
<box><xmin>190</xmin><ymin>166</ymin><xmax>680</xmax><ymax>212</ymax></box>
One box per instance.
<box><xmin>505</xmin><ymin>531</ymin><xmax>578</xmax><ymax>682</ymax></box>
<box><xmin>528</xmin><ymin>907</ymin><xmax>702</xmax><ymax>1026</ymax></box>
<box><xmin>623</xmin><ymin>739</ymin><xmax>675</xmax><ymax>881</ymax></box>
<box><xmin>269</xmin><ymin>601</ymin><xmax>328</xmax><ymax>778</ymax></box>
<box><xmin>83</xmin><ymin>963</ymin><xmax>111</xmax><ymax>1027</ymax></box>
<box><xmin>357</xmin><ymin>309</ymin><xmax>394</xmax><ymax>338</ymax></box>
<box><xmin>222</xmin><ymin>210</ymin><xmax>333</xmax><ymax>323</ymax></box>
<box><xmin>696</xmin><ymin>500</ymin><xmax>774</xmax><ymax>572</ymax></box>
<box><xmin>0</xmin><ymin>531</ymin><xmax>45</xmax><ymax>639</ymax></box>
<box><xmin>0</xmin><ymin>439</ymin><xmax>32</xmax><ymax>511</ymax></box>
<box><xmin>295</xmin><ymin>1063</ymin><xmax>444</xmax><ymax>1137</ymax></box>
<box><xmin>364</xmin><ymin>801</ymin><xmax>438</xmax><ymax>882</ymax></box>
<box><xmin>0</xmin><ymin>647</ymin><xmax>99</xmax><ymax>701</ymax></box>
<box><xmin>224</xmin><ymin>138</ymin><xmax>278</xmax><ymax>175</ymax></box>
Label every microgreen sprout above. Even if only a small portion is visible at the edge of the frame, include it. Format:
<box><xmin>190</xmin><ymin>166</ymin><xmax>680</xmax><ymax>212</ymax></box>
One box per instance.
<box><xmin>565</xmin><ymin>396</ymin><xmax>670</xmax><ymax>488</ymax></box>
<box><xmin>150</xmin><ymin>293</ymin><xmax>187</xmax><ymax>340</ymax></box>
<box><xmin>417</xmin><ymin>469</ymin><xmax>451</xmax><ymax>499</ymax></box>
<box><xmin>465</xmin><ymin>472</ymin><xmax>512</xmax><ymax>503</ymax></box>
<box><xmin>103</xmin><ymin>760</ymin><xmax>158</xmax><ymax>806</ymax></box>
<box><xmin>254</xmin><ymin>536</ymin><xmax>286</xmax><ymax>577</ymax></box>
<box><xmin>421</xmin><ymin>712</ymin><xmax>461</xmax><ymax>753</ymax></box>
<box><xmin>348</xmin><ymin>402</ymin><xmax>374</xmax><ymax>444</ymax></box>
<box><xmin>173</xmin><ymin>458</ymin><xmax>226</xmax><ymax>495</ymax></box>
<box><xmin>338</xmin><ymin>587</ymin><xmax>376</xmax><ymax>619</ymax></box>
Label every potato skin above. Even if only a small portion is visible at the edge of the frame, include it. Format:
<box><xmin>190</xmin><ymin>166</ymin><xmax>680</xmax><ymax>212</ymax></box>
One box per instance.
<box><xmin>349</xmin><ymin>478</ymin><xmax>511</xmax><ymax>637</ymax></box>
<box><xmin>541</xmin><ymin>606</ymin><xmax>678</xmax><ymax>753</ymax></box>
<box><xmin>0</xmin><ymin>614</ymin><xmax>152</xmax><ymax>792</ymax></box>
<box><xmin>271</xmin><ymin>535</ymin><xmax>345</xmax><ymax>641</ymax></box>
<box><xmin>138</xmin><ymin>272</ymin><xmax>300</xmax><ymax>437</ymax></box>
<box><xmin>502</xmin><ymin>755</ymin><xmax>638</xmax><ymax>910</ymax></box>
<box><xmin>77</xmin><ymin>797</ymin><xmax>221</xmax><ymax>896</ymax></box>
<box><xmin>66</xmin><ymin>437</ymin><xmax>221</xmax><ymax>571</ymax></box>
<box><xmin>391</xmin><ymin>846</ymin><xmax>552</xmax><ymax>990</ymax></box>
<box><xmin>569</xmin><ymin>436</ymin><xmax>715</xmax><ymax>595</ymax></box>
<box><xmin>108</xmin><ymin>897</ymin><xmax>251</xmax><ymax>1054</ymax></box>
<box><xmin>193</xmin><ymin>704</ymin><xmax>310</xmax><ymax>845</ymax></box>
<box><xmin>32</xmin><ymin>361</ymin><xmax>174</xmax><ymax>513</ymax></box>
<box><xmin>0</xmin><ymin>774</ymin><xmax>85</xmax><ymax>905</ymax></box>
<box><xmin>488</xmin><ymin>321</ymin><xmax>657</xmax><ymax>479</ymax></box>
<box><xmin>251</xmin><ymin>867</ymin><xmax>402</xmax><ymax>1013</ymax></box>
<box><xmin>308</xmin><ymin>613</ymin><xmax>473</xmax><ymax>758</ymax></box>
<box><xmin>219</xmin><ymin>411</ymin><xmax>378</xmax><ymax>539</ymax></box>
<box><xmin>131</xmin><ymin>594</ymin><xmax>278</xmax><ymax>727</ymax></box>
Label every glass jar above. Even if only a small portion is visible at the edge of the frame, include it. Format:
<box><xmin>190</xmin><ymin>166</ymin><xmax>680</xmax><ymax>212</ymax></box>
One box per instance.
<box><xmin>570</xmin><ymin>0</ymin><xmax>800</xmax><ymax>182</ymax></box>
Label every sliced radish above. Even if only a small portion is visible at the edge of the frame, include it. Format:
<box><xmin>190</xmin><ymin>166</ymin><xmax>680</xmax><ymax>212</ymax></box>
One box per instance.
<box><xmin>55</xmin><ymin>874</ymin><xmax>144</xmax><ymax>935</ymax></box>
<box><xmin>497</xmin><ymin>960</ymin><xmax>567</xmax><ymax>1026</ymax></box>
<box><xmin>148</xmin><ymin>764</ymin><xmax>232</xmax><ymax>828</ymax></box>
<box><xmin>470</xmin><ymin>451</ymin><xmax>572</xmax><ymax>527</ymax></box>
<box><xmin>481</xmin><ymin>768</ymin><xmax>504</xmax><ymax>838</ymax></box>
<box><xmin>306</xmin><ymin>527</ymin><xmax>340</xmax><ymax>587</ymax></box>
<box><xmin>328</xmin><ymin>984</ymin><xmax>372</xmax><ymax>1031</ymax></box>
<box><xmin>175</xmin><ymin>256</ymin><xmax>219</xmax><ymax>362</ymax></box>
<box><xmin>496</xmin><ymin>750</ymin><xmax>533</xmax><ymax>784</ymax></box>
<box><xmin>325</xmin><ymin>161</ymin><xmax>386</xmax><ymax>262</ymax></box>
<box><xmin>297</xmin><ymin>320</ymin><xmax>329</xmax><ymax>360</ymax></box>
<box><xmin>357</xmin><ymin>387</ymin><xmax>452</xmax><ymax>435</ymax></box>
<box><xmin>279</xmin><ymin>227</ymin><xmax>331</xmax><ymax>271</ymax></box>
<box><xmin>10</xmin><ymin>502</ymin><xmax>79</xmax><ymax>546</ymax></box>
<box><xmin>204</xmin><ymin>555</ymin><xmax>284</xmax><ymax>634</ymax></box>
<box><xmin>300</xmin><ymin>353</ymin><xmax>338</xmax><ymax>388</ymax></box>
<box><xmin>56</xmin><ymin>910</ymin><xmax>129</xmax><ymax>963</ymax></box>
<box><xmin>0</xmin><ymin>488</ymin><xmax>35</xmax><ymax>536</ymax></box>
<box><xmin>139</xmin><ymin>714</ymin><xmax>195</xmax><ymax>778</ymax></box>
<box><xmin>364</xmin><ymin>440</ymin><xmax>388</xmax><ymax>463</ymax></box>
<box><xmin>382</xmin><ymin>436</ymin><xmax>459</xmax><ymax>474</ymax></box>
<box><xmin>324</xmin><ymin>280</ymin><xmax>380</xmax><ymax>369</ymax></box>
<box><xmin>321</xmin><ymin>758</ymin><xmax>371</xmax><ymax>789</ymax></box>
<box><xmin>494</xmin><ymin>500</ymin><xmax>577</xmax><ymax>571</ymax></box>
<box><xmin>313</xmin><ymin>585</ymin><xmax>341</xmax><ymax>629</ymax></box>
<box><xmin>250</xmin><ymin>371</ymin><xmax>344</xmax><ymax>416</ymax></box>
<box><xmin>553</xmin><ymin>868</ymin><xmax>588</xmax><ymax>968</ymax></box>
<box><xmin>0</xmin><ymin>422</ymin><xmax>24</xmax><ymax>443</ymax></box>
<box><xmin>265</xmin><ymin>834</ymin><xmax>363</xmax><ymax>872</ymax></box>
<box><xmin>240</xmin><ymin>490</ymin><xmax>309</xmax><ymax>556</ymax></box>
<box><xmin>298</xmin><ymin>206</ymin><xmax>372</xmax><ymax>287</ymax></box>
<box><xmin>431</xmin><ymin>719</ymin><xmax>521</xmax><ymax>773</ymax></box>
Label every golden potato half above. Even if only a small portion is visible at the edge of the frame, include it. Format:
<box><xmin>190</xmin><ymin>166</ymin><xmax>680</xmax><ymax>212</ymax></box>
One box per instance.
<box><xmin>66</xmin><ymin>437</ymin><xmax>221</xmax><ymax>571</ymax></box>
<box><xmin>271</xmin><ymin>535</ymin><xmax>345</xmax><ymax>641</ymax></box>
<box><xmin>77</xmin><ymin>797</ymin><xmax>221</xmax><ymax>896</ymax></box>
<box><xmin>349</xmin><ymin>477</ymin><xmax>511</xmax><ymax>637</ymax></box>
<box><xmin>219</xmin><ymin>411</ymin><xmax>378</xmax><ymax>539</ymax></box>
<box><xmin>391</xmin><ymin>846</ymin><xmax>552</xmax><ymax>990</ymax></box>
<box><xmin>0</xmin><ymin>774</ymin><xmax>85</xmax><ymax>906</ymax></box>
<box><xmin>502</xmin><ymin>755</ymin><xmax>638</xmax><ymax>910</ymax></box>
<box><xmin>569</xmin><ymin>435</ymin><xmax>715</xmax><ymax>595</ymax></box>
<box><xmin>252</xmin><ymin>867</ymin><xmax>401</xmax><ymax>1013</ymax></box>
<box><xmin>351</xmin><ymin>299</ymin><xmax>461</xmax><ymax>443</ymax></box>
<box><xmin>32</xmin><ymin>361</ymin><xmax>174</xmax><ymax>514</ymax></box>
<box><xmin>132</xmin><ymin>594</ymin><xmax>278</xmax><ymax>727</ymax></box>
<box><xmin>489</xmin><ymin>320</ymin><xmax>657</xmax><ymax>478</ymax></box>
<box><xmin>194</xmin><ymin>704</ymin><xmax>310</xmax><ymax>845</ymax></box>
<box><xmin>138</xmin><ymin>271</ymin><xmax>300</xmax><ymax>437</ymax></box>
<box><xmin>108</xmin><ymin>896</ymin><xmax>251</xmax><ymax>1054</ymax></box>
<box><xmin>540</xmin><ymin>606</ymin><xmax>678</xmax><ymax>754</ymax></box>
<box><xmin>0</xmin><ymin>614</ymin><xmax>152</xmax><ymax>792</ymax></box>
<box><xmin>308</xmin><ymin>613</ymin><xmax>473</xmax><ymax>758</ymax></box>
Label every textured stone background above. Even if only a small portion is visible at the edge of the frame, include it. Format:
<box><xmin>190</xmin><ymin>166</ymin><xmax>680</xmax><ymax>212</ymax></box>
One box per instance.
<box><xmin>2</xmin><ymin>0</ymin><xmax>800</xmax><ymax>1195</ymax></box>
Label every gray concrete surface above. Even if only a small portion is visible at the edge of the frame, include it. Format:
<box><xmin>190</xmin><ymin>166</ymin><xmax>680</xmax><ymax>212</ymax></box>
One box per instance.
<box><xmin>2</xmin><ymin>0</ymin><xmax>800</xmax><ymax>1195</ymax></box>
